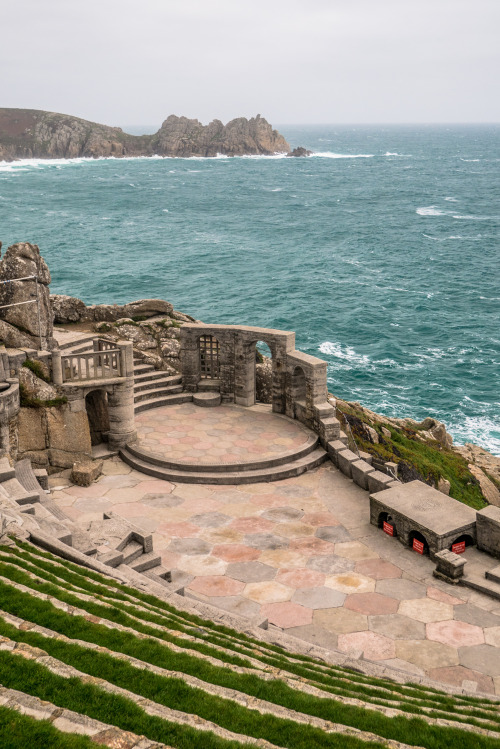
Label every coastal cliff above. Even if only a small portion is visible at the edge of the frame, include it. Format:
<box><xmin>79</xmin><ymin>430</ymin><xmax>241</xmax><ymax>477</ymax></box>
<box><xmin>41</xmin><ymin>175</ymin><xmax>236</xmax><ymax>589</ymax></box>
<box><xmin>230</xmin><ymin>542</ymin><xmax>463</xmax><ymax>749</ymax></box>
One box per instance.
<box><xmin>0</xmin><ymin>109</ymin><xmax>291</xmax><ymax>159</ymax></box>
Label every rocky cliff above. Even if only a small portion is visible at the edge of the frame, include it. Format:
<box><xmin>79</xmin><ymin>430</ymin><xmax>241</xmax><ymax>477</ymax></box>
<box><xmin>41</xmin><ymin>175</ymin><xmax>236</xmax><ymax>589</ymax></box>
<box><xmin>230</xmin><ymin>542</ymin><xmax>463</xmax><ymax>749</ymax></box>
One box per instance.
<box><xmin>0</xmin><ymin>109</ymin><xmax>291</xmax><ymax>160</ymax></box>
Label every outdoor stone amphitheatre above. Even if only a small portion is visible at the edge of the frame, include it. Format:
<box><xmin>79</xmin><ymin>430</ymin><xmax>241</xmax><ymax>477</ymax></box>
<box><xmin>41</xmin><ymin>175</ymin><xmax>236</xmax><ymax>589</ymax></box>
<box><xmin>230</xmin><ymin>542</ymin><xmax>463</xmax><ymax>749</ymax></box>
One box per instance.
<box><xmin>1</xmin><ymin>241</ymin><xmax>500</xmax><ymax>747</ymax></box>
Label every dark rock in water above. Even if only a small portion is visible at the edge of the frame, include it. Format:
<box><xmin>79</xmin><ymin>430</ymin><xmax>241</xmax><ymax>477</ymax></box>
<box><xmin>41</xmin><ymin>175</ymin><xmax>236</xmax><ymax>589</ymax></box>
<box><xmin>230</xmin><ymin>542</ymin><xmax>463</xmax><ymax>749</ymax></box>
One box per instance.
<box><xmin>287</xmin><ymin>147</ymin><xmax>313</xmax><ymax>157</ymax></box>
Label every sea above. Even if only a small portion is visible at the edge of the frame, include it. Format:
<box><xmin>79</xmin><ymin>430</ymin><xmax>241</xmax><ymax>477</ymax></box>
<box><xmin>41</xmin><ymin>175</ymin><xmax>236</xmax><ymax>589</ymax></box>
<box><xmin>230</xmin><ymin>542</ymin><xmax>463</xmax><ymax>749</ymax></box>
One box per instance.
<box><xmin>0</xmin><ymin>124</ymin><xmax>499</xmax><ymax>455</ymax></box>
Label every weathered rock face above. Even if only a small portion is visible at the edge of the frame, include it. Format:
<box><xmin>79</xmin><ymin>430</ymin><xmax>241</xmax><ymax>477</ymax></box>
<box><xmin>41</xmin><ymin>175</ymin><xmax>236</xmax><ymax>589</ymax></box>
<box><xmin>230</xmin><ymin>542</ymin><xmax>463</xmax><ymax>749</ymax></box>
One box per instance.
<box><xmin>0</xmin><ymin>242</ymin><xmax>54</xmax><ymax>348</ymax></box>
<box><xmin>287</xmin><ymin>147</ymin><xmax>313</xmax><ymax>157</ymax></box>
<box><xmin>17</xmin><ymin>405</ymin><xmax>92</xmax><ymax>471</ymax></box>
<box><xmin>51</xmin><ymin>295</ymin><xmax>87</xmax><ymax>324</ymax></box>
<box><xmin>0</xmin><ymin>108</ymin><xmax>292</xmax><ymax>160</ymax></box>
<box><xmin>256</xmin><ymin>357</ymin><xmax>272</xmax><ymax>404</ymax></box>
<box><xmin>51</xmin><ymin>295</ymin><xmax>177</xmax><ymax>324</ymax></box>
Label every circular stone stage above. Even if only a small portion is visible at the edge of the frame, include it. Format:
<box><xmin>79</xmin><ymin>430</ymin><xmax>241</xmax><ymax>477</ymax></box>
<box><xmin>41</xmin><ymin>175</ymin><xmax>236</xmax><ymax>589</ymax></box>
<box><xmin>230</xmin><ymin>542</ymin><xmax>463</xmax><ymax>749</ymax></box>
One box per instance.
<box><xmin>121</xmin><ymin>403</ymin><xmax>327</xmax><ymax>483</ymax></box>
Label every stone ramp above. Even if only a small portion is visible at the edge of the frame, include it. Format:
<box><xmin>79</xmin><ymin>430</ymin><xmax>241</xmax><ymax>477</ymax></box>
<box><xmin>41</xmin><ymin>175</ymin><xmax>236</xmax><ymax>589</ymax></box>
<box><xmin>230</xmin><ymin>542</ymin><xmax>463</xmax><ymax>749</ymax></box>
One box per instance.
<box><xmin>0</xmin><ymin>539</ymin><xmax>498</xmax><ymax>749</ymax></box>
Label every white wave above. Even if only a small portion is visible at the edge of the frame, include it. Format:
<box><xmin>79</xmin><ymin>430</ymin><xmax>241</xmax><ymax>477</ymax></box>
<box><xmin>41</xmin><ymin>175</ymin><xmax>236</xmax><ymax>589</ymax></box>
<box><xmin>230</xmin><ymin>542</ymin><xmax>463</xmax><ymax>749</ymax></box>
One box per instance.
<box><xmin>449</xmin><ymin>415</ymin><xmax>500</xmax><ymax>456</ymax></box>
<box><xmin>460</xmin><ymin>158</ymin><xmax>480</xmax><ymax>162</ymax></box>
<box><xmin>416</xmin><ymin>206</ymin><xmax>446</xmax><ymax>217</ymax></box>
<box><xmin>319</xmin><ymin>341</ymin><xmax>370</xmax><ymax>366</ymax></box>
<box><xmin>311</xmin><ymin>152</ymin><xmax>374</xmax><ymax>159</ymax></box>
<box><xmin>444</xmin><ymin>196</ymin><xmax>458</xmax><ymax>202</ymax></box>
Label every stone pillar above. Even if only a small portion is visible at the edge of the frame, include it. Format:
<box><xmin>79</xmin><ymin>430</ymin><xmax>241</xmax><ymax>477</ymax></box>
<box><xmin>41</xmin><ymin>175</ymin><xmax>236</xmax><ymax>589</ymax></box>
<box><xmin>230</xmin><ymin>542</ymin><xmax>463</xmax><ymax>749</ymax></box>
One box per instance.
<box><xmin>180</xmin><ymin>330</ymin><xmax>200</xmax><ymax>391</ymax></box>
<box><xmin>234</xmin><ymin>340</ymin><xmax>255</xmax><ymax>407</ymax></box>
<box><xmin>107</xmin><ymin>381</ymin><xmax>137</xmax><ymax>448</ymax></box>
<box><xmin>52</xmin><ymin>350</ymin><xmax>63</xmax><ymax>385</ymax></box>
<box><xmin>271</xmin><ymin>345</ymin><xmax>287</xmax><ymax>414</ymax></box>
<box><xmin>117</xmin><ymin>341</ymin><xmax>134</xmax><ymax>377</ymax></box>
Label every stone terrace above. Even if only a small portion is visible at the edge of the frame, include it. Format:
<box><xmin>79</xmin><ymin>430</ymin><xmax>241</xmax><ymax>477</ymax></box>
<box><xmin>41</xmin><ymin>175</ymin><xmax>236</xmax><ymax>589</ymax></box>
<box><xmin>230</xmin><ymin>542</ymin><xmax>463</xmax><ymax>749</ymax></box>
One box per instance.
<box><xmin>52</xmin><ymin>404</ymin><xmax>500</xmax><ymax>697</ymax></box>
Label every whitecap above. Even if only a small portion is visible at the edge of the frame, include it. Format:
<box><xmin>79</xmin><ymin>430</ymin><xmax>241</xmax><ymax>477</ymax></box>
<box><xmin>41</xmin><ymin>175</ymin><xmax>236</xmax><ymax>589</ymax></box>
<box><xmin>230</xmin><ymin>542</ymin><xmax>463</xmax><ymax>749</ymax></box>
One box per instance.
<box><xmin>416</xmin><ymin>206</ymin><xmax>446</xmax><ymax>217</ymax></box>
<box><xmin>444</xmin><ymin>196</ymin><xmax>458</xmax><ymax>202</ymax></box>
<box><xmin>311</xmin><ymin>152</ymin><xmax>374</xmax><ymax>159</ymax></box>
<box><xmin>319</xmin><ymin>341</ymin><xmax>370</xmax><ymax>366</ymax></box>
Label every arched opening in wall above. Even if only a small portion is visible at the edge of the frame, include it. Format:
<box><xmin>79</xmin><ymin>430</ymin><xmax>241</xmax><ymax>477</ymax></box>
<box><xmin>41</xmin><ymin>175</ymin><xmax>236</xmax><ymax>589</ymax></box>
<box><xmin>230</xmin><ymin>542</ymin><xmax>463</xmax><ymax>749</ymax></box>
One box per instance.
<box><xmin>408</xmin><ymin>530</ymin><xmax>429</xmax><ymax>555</ymax></box>
<box><xmin>255</xmin><ymin>341</ymin><xmax>273</xmax><ymax>404</ymax></box>
<box><xmin>85</xmin><ymin>390</ymin><xmax>110</xmax><ymax>446</ymax></box>
<box><xmin>199</xmin><ymin>335</ymin><xmax>220</xmax><ymax>379</ymax></box>
<box><xmin>291</xmin><ymin>365</ymin><xmax>306</xmax><ymax>403</ymax></box>
<box><xmin>378</xmin><ymin>511</ymin><xmax>397</xmax><ymax>537</ymax></box>
<box><xmin>450</xmin><ymin>534</ymin><xmax>474</xmax><ymax>552</ymax></box>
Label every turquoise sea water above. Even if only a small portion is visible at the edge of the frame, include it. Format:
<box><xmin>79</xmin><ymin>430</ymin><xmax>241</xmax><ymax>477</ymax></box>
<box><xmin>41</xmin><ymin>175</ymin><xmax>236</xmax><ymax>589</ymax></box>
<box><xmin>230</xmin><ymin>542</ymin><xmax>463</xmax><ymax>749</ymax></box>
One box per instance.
<box><xmin>1</xmin><ymin>125</ymin><xmax>499</xmax><ymax>454</ymax></box>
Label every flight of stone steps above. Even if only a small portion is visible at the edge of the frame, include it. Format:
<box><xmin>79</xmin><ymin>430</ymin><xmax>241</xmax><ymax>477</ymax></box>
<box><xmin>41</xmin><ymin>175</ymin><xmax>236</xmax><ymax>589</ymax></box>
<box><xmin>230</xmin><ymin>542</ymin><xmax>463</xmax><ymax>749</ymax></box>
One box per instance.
<box><xmin>0</xmin><ymin>538</ymin><xmax>498</xmax><ymax>749</ymax></box>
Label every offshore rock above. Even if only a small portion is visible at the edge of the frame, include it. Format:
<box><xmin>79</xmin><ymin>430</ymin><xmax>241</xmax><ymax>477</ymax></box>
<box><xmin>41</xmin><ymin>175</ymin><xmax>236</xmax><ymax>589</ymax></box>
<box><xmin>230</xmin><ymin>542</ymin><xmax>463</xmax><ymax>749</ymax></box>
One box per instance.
<box><xmin>0</xmin><ymin>108</ymin><xmax>290</xmax><ymax>159</ymax></box>
<box><xmin>0</xmin><ymin>242</ymin><xmax>54</xmax><ymax>348</ymax></box>
<box><xmin>287</xmin><ymin>147</ymin><xmax>313</xmax><ymax>157</ymax></box>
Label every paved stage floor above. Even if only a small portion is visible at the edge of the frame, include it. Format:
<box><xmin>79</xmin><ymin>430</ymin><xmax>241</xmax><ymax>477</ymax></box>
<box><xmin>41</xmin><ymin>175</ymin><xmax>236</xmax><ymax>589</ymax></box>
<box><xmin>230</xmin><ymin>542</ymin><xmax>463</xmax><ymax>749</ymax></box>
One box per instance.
<box><xmin>51</xmin><ymin>404</ymin><xmax>500</xmax><ymax>696</ymax></box>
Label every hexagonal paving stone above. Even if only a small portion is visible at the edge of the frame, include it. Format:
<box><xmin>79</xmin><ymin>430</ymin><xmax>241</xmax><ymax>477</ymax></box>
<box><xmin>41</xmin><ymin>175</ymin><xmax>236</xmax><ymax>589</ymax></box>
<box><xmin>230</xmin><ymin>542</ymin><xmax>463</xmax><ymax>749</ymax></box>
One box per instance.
<box><xmin>398</xmin><ymin>598</ymin><xmax>453</xmax><ymax>623</ymax></box>
<box><xmin>302</xmin><ymin>512</ymin><xmax>340</xmax><ymax>526</ymax></box>
<box><xmin>177</xmin><ymin>555</ymin><xmax>227</xmax><ymax>577</ymax></box>
<box><xmin>325</xmin><ymin>573</ymin><xmax>375</xmax><ymax>595</ymax></box>
<box><xmin>369</xmin><ymin>614</ymin><xmax>426</xmax><ymax>640</ymax></box>
<box><xmin>345</xmin><ymin>593</ymin><xmax>398</xmax><ymax>616</ymax></box>
<box><xmin>244</xmin><ymin>533</ymin><xmax>289</xmax><ymax>550</ymax></box>
<box><xmin>338</xmin><ymin>631</ymin><xmax>396</xmax><ymax>661</ymax></box>
<box><xmin>259</xmin><ymin>549</ymin><xmax>308</xmax><ymax>569</ymax></box>
<box><xmin>274</xmin><ymin>485</ymin><xmax>312</xmax><ymax>499</ymax></box>
<box><xmin>244</xmin><ymin>581</ymin><xmax>292</xmax><ymax>604</ymax></box>
<box><xmin>307</xmin><ymin>555</ymin><xmax>356</xmax><ymax>575</ymax></box>
<box><xmin>205</xmin><ymin>595</ymin><xmax>261</xmax><ymax>619</ymax></box>
<box><xmin>226</xmin><ymin>562</ymin><xmax>277</xmax><ymax>583</ymax></box>
<box><xmin>231</xmin><ymin>517</ymin><xmax>274</xmax><ymax>533</ymax></box>
<box><xmin>190</xmin><ymin>512</ymin><xmax>231</xmax><ymax>528</ymax></box>
<box><xmin>261</xmin><ymin>601</ymin><xmax>313</xmax><ymax>629</ymax></box>
<box><xmin>485</xmin><ymin>627</ymin><xmax>500</xmax><ymax>647</ymax></box>
<box><xmin>313</xmin><ymin>608</ymin><xmax>368</xmax><ymax>634</ymax></box>
<box><xmin>286</xmin><ymin>624</ymin><xmax>338</xmax><ymax>650</ymax></box>
<box><xmin>427</xmin><ymin>620</ymin><xmax>484</xmax><ymax>648</ymax></box>
<box><xmin>188</xmin><ymin>576</ymin><xmax>245</xmax><ymax>597</ymax></box>
<box><xmin>261</xmin><ymin>506</ymin><xmax>304</xmax><ymax>522</ymax></box>
<box><xmin>292</xmin><ymin>587</ymin><xmax>346</xmax><ymax>610</ymax></box>
<box><xmin>427</xmin><ymin>665</ymin><xmax>495</xmax><ymax>694</ymax></box>
<box><xmin>275</xmin><ymin>522</ymin><xmax>315</xmax><ymax>539</ymax></box>
<box><xmin>375</xmin><ymin>578</ymin><xmax>427</xmax><ymax>600</ymax></box>
<box><xmin>315</xmin><ymin>525</ymin><xmax>351</xmax><ymax>543</ymax></box>
<box><xmin>395</xmin><ymin>640</ymin><xmax>459</xmax><ymax>670</ymax></box>
<box><xmin>276</xmin><ymin>568</ymin><xmax>325</xmax><ymax>588</ymax></box>
<box><xmin>289</xmin><ymin>537</ymin><xmax>335</xmax><ymax>555</ymax></box>
<box><xmin>355</xmin><ymin>559</ymin><xmax>402</xmax><ymax>580</ymax></box>
<box><xmin>426</xmin><ymin>586</ymin><xmax>464</xmax><ymax>606</ymax></box>
<box><xmin>167</xmin><ymin>538</ymin><xmax>211</xmax><ymax>556</ymax></box>
<box><xmin>458</xmin><ymin>644</ymin><xmax>500</xmax><ymax>678</ymax></box>
<box><xmin>334</xmin><ymin>542</ymin><xmax>379</xmax><ymax>561</ymax></box>
<box><xmin>211</xmin><ymin>544</ymin><xmax>260</xmax><ymax>562</ymax></box>
<box><xmin>140</xmin><ymin>493</ymin><xmax>183</xmax><ymax>508</ymax></box>
<box><xmin>454</xmin><ymin>604</ymin><xmax>500</xmax><ymax>628</ymax></box>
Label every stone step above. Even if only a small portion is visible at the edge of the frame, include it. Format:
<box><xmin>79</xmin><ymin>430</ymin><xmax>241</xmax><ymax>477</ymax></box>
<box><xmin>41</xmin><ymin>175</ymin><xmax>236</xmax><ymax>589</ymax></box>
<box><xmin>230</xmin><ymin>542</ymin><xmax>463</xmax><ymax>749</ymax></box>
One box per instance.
<box><xmin>120</xmin><ymin>540</ymin><xmax>144</xmax><ymax>565</ymax></box>
<box><xmin>193</xmin><ymin>392</ymin><xmax>221</xmax><ymax>407</ymax></box>
<box><xmin>0</xmin><ymin>477</ymin><xmax>40</xmax><ymax>506</ymax></box>
<box><xmin>119</xmin><ymin>446</ymin><xmax>328</xmax><ymax>485</ymax></box>
<box><xmin>125</xmin><ymin>434</ymin><xmax>320</xmax><ymax>474</ymax></box>
<box><xmin>133</xmin><ymin>363</ymin><xmax>156</xmax><ymax>375</ymax></box>
<box><xmin>57</xmin><ymin>334</ymin><xmax>97</xmax><ymax>351</ymax></box>
<box><xmin>134</xmin><ymin>384</ymin><xmax>183</xmax><ymax>402</ymax></box>
<box><xmin>0</xmin><ymin>456</ymin><xmax>16</xmax><ymax>482</ymax></box>
<box><xmin>485</xmin><ymin>565</ymin><xmax>500</xmax><ymax>586</ymax></box>
<box><xmin>197</xmin><ymin>380</ymin><xmax>221</xmax><ymax>392</ymax></box>
<box><xmin>461</xmin><ymin>573</ymin><xmax>500</xmax><ymax>602</ymax></box>
<box><xmin>129</xmin><ymin>551</ymin><xmax>162</xmax><ymax>573</ymax></box>
<box><xmin>134</xmin><ymin>393</ymin><xmax>194</xmax><ymax>413</ymax></box>
<box><xmin>134</xmin><ymin>370</ymin><xmax>182</xmax><ymax>386</ymax></box>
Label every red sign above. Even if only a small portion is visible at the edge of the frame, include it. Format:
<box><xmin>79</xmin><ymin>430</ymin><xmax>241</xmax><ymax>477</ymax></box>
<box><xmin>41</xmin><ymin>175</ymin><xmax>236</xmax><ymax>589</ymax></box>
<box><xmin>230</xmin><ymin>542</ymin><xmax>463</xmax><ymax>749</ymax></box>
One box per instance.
<box><xmin>383</xmin><ymin>521</ymin><xmax>394</xmax><ymax>536</ymax></box>
<box><xmin>452</xmin><ymin>541</ymin><xmax>466</xmax><ymax>554</ymax></box>
<box><xmin>413</xmin><ymin>538</ymin><xmax>424</xmax><ymax>554</ymax></box>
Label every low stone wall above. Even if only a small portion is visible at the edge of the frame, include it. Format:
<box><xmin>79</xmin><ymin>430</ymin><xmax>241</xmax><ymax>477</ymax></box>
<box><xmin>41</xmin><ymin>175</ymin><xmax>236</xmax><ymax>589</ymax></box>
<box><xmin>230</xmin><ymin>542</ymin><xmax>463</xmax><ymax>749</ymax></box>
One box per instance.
<box><xmin>476</xmin><ymin>506</ymin><xmax>500</xmax><ymax>558</ymax></box>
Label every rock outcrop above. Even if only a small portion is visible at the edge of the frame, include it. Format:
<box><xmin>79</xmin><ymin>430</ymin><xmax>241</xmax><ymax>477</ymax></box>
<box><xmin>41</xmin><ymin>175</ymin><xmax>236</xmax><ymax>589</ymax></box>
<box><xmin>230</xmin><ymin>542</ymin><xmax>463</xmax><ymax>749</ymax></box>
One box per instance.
<box><xmin>0</xmin><ymin>109</ymin><xmax>292</xmax><ymax>160</ymax></box>
<box><xmin>0</xmin><ymin>242</ymin><xmax>55</xmax><ymax>349</ymax></box>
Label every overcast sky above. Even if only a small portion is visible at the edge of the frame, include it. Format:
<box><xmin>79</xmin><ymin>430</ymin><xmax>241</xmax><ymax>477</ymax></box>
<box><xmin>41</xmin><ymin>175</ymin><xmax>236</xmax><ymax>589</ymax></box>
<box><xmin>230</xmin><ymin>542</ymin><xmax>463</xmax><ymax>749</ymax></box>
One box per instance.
<box><xmin>2</xmin><ymin>0</ymin><xmax>499</xmax><ymax>128</ymax></box>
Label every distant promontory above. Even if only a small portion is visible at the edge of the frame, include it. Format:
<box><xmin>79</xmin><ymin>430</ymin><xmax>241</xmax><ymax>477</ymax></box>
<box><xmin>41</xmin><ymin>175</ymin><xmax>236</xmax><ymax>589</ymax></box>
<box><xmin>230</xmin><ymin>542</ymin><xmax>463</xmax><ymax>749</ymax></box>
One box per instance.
<box><xmin>0</xmin><ymin>108</ymin><xmax>293</xmax><ymax>160</ymax></box>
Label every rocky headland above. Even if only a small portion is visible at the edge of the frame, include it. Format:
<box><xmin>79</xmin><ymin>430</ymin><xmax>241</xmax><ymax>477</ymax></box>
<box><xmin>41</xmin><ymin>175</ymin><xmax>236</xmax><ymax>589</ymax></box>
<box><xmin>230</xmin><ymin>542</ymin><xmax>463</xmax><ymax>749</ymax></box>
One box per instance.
<box><xmin>0</xmin><ymin>108</ymin><xmax>297</xmax><ymax>160</ymax></box>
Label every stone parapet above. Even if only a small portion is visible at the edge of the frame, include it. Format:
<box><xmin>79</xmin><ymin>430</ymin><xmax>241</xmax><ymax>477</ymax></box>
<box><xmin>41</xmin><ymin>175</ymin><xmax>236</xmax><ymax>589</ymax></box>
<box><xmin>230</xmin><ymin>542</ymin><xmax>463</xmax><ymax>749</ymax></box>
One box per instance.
<box><xmin>476</xmin><ymin>506</ymin><xmax>500</xmax><ymax>558</ymax></box>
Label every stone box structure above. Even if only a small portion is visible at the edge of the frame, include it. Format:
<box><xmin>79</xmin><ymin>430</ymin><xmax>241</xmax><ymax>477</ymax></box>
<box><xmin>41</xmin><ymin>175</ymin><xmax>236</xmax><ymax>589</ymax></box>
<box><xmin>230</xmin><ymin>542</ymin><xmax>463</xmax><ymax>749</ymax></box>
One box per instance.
<box><xmin>476</xmin><ymin>506</ymin><xmax>500</xmax><ymax>559</ymax></box>
<box><xmin>370</xmin><ymin>480</ymin><xmax>477</xmax><ymax>559</ymax></box>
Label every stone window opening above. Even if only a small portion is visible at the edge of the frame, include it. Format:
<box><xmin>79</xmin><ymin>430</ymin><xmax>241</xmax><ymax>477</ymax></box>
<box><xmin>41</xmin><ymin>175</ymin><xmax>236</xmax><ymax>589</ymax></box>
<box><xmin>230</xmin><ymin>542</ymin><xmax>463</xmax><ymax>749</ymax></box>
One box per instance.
<box><xmin>291</xmin><ymin>365</ymin><xmax>306</xmax><ymax>403</ymax></box>
<box><xmin>199</xmin><ymin>335</ymin><xmax>220</xmax><ymax>379</ymax></box>
<box><xmin>255</xmin><ymin>341</ymin><xmax>273</xmax><ymax>404</ymax></box>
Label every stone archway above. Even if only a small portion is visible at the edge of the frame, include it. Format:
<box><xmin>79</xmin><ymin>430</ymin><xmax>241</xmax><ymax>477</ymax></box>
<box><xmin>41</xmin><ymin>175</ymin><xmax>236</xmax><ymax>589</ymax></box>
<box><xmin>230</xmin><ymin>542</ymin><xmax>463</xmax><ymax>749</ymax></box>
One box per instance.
<box><xmin>255</xmin><ymin>341</ymin><xmax>273</xmax><ymax>404</ymax></box>
<box><xmin>85</xmin><ymin>389</ymin><xmax>110</xmax><ymax>446</ymax></box>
